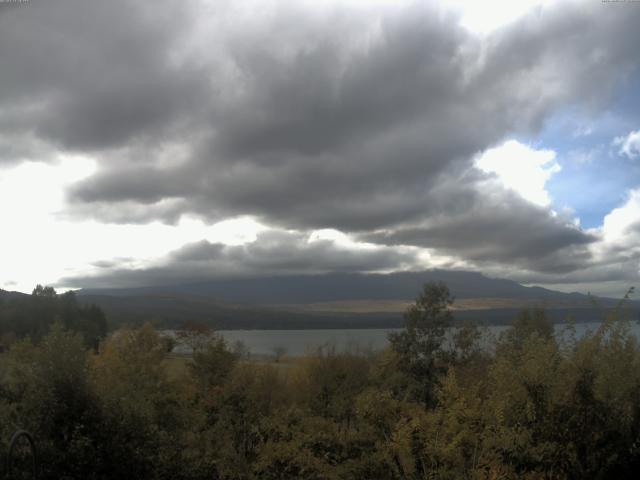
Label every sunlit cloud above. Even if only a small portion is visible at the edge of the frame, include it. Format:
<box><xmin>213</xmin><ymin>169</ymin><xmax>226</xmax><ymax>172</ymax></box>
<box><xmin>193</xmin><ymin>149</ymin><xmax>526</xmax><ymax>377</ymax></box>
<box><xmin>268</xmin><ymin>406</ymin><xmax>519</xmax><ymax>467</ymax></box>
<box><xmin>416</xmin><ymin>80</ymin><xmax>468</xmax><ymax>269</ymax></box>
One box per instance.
<box><xmin>475</xmin><ymin>140</ymin><xmax>561</xmax><ymax>207</ymax></box>
<box><xmin>445</xmin><ymin>0</ymin><xmax>557</xmax><ymax>33</ymax></box>
<box><xmin>0</xmin><ymin>160</ymin><xmax>267</xmax><ymax>292</ymax></box>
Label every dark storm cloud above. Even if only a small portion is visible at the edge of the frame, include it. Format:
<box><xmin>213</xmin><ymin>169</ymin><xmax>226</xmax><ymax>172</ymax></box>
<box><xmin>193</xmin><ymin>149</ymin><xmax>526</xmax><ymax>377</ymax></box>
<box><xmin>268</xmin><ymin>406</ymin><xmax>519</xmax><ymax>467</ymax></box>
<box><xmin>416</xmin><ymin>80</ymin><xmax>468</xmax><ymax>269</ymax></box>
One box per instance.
<box><xmin>491</xmin><ymin>247</ymin><xmax>640</xmax><ymax>296</ymax></box>
<box><xmin>60</xmin><ymin>230</ymin><xmax>419</xmax><ymax>289</ymax></box>
<box><xmin>3</xmin><ymin>0</ymin><xmax>640</xmax><ymax>282</ymax></box>
<box><xmin>361</xmin><ymin>174</ymin><xmax>597</xmax><ymax>273</ymax></box>
<box><xmin>211</xmin><ymin>4</ymin><xmax>469</xmax><ymax>159</ymax></box>
<box><xmin>171</xmin><ymin>230</ymin><xmax>416</xmax><ymax>273</ymax></box>
<box><xmin>66</xmin><ymin>1</ymin><xmax>640</xmax><ymax>230</ymax></box>
<box><xmin>0</xmin><ymin>0</ymin><xmax>207</xmax><ymax>158</ymax></box>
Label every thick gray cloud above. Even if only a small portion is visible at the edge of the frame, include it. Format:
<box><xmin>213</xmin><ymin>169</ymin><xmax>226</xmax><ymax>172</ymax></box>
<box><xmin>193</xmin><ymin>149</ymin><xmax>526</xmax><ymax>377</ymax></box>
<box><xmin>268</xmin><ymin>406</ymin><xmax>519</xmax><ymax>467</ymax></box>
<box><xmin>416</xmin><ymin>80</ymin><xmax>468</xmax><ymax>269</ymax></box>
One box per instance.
<box><xmin>0</xmin><ymin>0</ymin><xmax>207</xmax><ymax>158</ymax></box>
<box><xmin>2</xmin><ymin>0</ymin><xmax>640</xmax><ymax>285</ymax></box>
<box><xmin>60</xmin><ymin>230</ymin><xmax>419</xmax><ymax>289</ymax></box>
<box><xmin>362</xmin><ymin>174</ymin><xmax>597</xmax><ymax>273</ymax></box>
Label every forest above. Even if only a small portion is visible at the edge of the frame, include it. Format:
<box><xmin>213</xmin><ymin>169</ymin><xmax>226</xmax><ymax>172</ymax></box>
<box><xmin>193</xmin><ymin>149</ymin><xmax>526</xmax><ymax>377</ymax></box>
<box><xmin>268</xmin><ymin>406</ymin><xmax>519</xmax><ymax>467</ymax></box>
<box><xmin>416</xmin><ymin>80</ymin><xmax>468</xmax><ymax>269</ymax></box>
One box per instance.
<box><xmin>0</xmin><ymin>283</ymin><xmax>639</xmax><ymax>479</ymax></box>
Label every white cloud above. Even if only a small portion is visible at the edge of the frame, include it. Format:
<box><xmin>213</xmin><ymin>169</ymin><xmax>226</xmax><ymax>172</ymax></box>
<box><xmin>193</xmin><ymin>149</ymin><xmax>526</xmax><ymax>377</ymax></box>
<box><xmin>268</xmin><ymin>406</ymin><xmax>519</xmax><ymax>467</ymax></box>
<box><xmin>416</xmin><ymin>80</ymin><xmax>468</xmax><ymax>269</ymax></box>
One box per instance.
<box><xmin>599</xmin><ymin>188</ymin><xmax>640</xmax><ymax>245</ymax></box>
<box><xmin>614</xmin><ymin>130</ymin><xmax>640</xmax><ymax>159</ymax></box>
<box><xmin>0</xmin><ymin>160</ymin><xmax>266</xmax><ymax>293</ymax></box>
<box><xmin>446</xmin><ymin>0</ymin><xmax>558</xmax><ymax>34</ymax></box>
<box><xmin>493</xmin><ymin>190</ymin><xmax>640</xmax><ymax>296</ymax></box>
<box><xmin>475</xmin><ymin>140</ymin><xmax>561</xmax><ymax>207</ymax></box>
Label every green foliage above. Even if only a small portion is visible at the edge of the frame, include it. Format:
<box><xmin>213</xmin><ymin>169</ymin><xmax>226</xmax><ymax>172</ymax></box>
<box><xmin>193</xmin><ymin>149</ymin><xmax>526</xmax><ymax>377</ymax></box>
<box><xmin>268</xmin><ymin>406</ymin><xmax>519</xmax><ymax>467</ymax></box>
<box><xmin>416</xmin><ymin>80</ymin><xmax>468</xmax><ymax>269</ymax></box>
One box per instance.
<box><xmin>292</xmin><ymin>345</ymin><xmax>370</xmax><ymax>422</ymax></box>
<box><xmin>499</xmin><ymin>306</ymin><xmax>554</xmax><ymax>352</ymax></box>
<box><xmin>0</xmin><ymin>282</ymin><xmax>638</xmax><ymax>479</ymax></box>
<box><xmin>0</xmin><ymin>285</ymin><xmax>107</xmax><ymax>348</ymax></box>
<box><xmin>0</xmin><ymin>323</ymin><xmax>103</xmax><ymax>479</ymax></box>
<box><xmin>388</xmin><ymin>281</ymin><xmax>454</xmax><ymax>407</ymax></box>
<box><xmin>189</xmin><ymin>334</ymin><xmax>238</xmax><ymax>391</ymax></box>
<box><xmin>89</xmin><ymin>323</ymin><xmax>196</xmax><ymax>479</ymax></box>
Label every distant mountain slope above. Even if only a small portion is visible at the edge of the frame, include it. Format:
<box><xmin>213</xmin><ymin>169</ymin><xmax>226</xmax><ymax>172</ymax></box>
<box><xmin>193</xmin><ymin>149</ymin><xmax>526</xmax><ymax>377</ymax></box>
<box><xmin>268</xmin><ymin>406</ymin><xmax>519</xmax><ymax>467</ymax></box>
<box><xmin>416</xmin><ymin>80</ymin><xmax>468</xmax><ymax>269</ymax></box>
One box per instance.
<box><xmin>79</xmin><ymin>270</ymin><xmax>594</xmax><ymax>304</ymax></box>
<box><xmin>6</xmin><ymin>274</ymin><xmax>637</xmax><ymax>330</ymax></box>
<box><xmin>0</xmin><ymin>289</ymin><xmax>29</xmax><ymax>301</ymax></box>
<box><xmin>77</xmin><ymin>292</ymin><xmax>409</xmax><ymax>329</ymax></box>
<box><xmin>74</xmin><ymin>270</ymin><xmax>639</xmax><ymax>329</ymax></box>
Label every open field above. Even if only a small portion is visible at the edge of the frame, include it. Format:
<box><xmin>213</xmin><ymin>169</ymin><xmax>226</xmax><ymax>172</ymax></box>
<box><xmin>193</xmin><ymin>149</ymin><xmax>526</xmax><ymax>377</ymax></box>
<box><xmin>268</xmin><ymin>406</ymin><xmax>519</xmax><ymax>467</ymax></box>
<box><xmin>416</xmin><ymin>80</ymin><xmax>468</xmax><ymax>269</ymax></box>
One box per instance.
<box><xmin>274</xmin><ymin>297</ymin><xmax>600</xmax><ymax>314</ymax></box>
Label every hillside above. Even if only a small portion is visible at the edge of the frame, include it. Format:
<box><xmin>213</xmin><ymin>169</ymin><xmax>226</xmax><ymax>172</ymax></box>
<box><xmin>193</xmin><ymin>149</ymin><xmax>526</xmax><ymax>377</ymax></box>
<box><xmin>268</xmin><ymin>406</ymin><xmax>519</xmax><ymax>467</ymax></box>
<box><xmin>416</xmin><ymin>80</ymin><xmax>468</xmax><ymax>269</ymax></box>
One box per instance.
<box><xmin>0</xmin><ymin>289</ymin><xmax>28</xmax><ymax>301</ymax></box>
<box><xmin>76</xmin><ymin>270</ymin><xmax>638</xmax><ymax>329</ymax></box>
<box><xmin>80</xmin><ymin>270</ymin><xmax>592</xmax><ymax>304</ymax></box>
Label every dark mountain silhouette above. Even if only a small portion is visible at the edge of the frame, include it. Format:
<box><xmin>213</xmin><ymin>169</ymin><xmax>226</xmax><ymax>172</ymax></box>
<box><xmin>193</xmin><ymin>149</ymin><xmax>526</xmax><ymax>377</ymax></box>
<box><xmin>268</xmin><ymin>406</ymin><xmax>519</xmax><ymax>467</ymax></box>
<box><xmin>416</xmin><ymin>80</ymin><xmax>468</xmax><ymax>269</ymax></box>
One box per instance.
<box><xmin>79</xmin><ymin>270</ymin><xmax>593</xmax><ymax>304</ymax></box>
<box><xmin>0</xmin><ymin>289</ymin><xmax>28</xmax><ymax>301</ymax></box>
<box><xmin>73</xmin><ymin>270</ymin><xmax>638</xmax><ymax>329</ymax></box>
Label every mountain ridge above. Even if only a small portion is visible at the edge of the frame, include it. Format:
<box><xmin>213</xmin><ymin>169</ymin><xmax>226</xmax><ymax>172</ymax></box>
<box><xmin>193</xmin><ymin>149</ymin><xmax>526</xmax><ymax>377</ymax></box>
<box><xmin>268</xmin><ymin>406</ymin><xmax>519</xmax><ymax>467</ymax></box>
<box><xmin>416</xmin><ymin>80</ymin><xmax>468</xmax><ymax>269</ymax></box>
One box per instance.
<box><xmin>71</xmin><ymin>270</ymin><xmax>639</xmax><ymax>328</ymax></box>
<box><xmin>5</xmin><ymin>270</ymin><xmax>635</xmax><ymax>329</ymax></box>
<box><xmin>77</xmin><ymin>270</ymin><xmax>596</xmax><ymax>304</ymax></box>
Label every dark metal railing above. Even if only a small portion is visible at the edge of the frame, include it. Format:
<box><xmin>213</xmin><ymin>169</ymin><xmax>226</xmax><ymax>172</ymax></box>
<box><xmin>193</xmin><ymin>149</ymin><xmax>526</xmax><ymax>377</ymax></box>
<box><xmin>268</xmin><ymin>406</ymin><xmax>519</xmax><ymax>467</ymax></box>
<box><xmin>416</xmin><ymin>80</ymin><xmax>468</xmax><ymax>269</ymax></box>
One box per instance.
<box><xmin>5</xmin><ymin>430</ymin><xmax>38</xmax><ymax>479</ymax></box>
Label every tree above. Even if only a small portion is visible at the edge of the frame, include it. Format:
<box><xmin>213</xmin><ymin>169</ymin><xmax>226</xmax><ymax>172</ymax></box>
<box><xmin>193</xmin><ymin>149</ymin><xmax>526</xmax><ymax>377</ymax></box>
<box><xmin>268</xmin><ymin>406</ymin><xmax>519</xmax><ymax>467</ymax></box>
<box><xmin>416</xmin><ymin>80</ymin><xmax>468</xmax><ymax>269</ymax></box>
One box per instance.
<box><xmin>0</xmin><ymin>285</ymin><xmax>107</xmax><ymax>347</ymax></box>
<box><xmin>90</xmin><ymin>323</ymin><xmax>192</xmax><ymax>479</ymax></box>
<box><xmin>1</xmin><ymin>323</ymin><xmax>103</xmax><ymax>479</ymax></box>
<box><xmin>32</xmin><ymin>284</ymin><xmax>56</xmax><ymax>298</ymax></box>
<box><xmin>388</xmin><ymin>281</ymin><xmax>454</xmax><ymax>408</ymax></box>
<box><xmin>190</xmin><ymin>335</ymin><xmax>238</xmax><ymax>391</ymax></box>
<box><xmin>499</xmin><ymin>306</ymin><xmax>553</xmax><ymax>351</ymax></box>
<box><xmin>176</xmin><ymin>320</ymin><xmax>216</xmax><ymax>353</ymax></box>
<box><xmin>293</xmin><ymin>345</ymin><xmax>370</xmax><ymax>422</ymax></box>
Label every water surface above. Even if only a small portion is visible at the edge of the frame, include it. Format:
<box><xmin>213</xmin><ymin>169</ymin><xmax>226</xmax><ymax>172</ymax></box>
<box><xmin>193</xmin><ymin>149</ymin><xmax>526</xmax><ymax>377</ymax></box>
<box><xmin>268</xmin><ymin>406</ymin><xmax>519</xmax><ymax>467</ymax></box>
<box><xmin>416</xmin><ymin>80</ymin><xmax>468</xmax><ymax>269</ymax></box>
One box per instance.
<box><xmin>214</xmin><ymin>321</ymin><xmax>640</xmax><ymax>356</ymax></box>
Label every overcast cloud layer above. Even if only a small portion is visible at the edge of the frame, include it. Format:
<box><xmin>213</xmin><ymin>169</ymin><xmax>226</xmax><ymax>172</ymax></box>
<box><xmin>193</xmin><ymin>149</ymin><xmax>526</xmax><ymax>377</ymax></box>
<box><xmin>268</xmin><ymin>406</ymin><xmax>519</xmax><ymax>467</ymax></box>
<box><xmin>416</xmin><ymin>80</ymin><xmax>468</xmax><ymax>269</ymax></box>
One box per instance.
<box><xmin>2</xmin><ymin>0</ymin><xmax>640</xmax><ymax>294</ymax></box>
<box><xmin>62</xmin><ymin>230</ymin><xmax>421</xmax><ymax>289</ymax></box>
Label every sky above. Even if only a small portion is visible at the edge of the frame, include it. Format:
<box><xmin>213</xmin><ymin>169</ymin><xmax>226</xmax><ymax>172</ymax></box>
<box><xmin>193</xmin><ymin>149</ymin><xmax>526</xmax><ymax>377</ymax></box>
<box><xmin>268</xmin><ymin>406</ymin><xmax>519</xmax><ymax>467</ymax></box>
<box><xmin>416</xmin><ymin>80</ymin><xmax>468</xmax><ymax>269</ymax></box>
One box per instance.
<box><xmin>1</xmin><ymin>0</ymin><xmax>640</xmax><ymax>297</ymax></box>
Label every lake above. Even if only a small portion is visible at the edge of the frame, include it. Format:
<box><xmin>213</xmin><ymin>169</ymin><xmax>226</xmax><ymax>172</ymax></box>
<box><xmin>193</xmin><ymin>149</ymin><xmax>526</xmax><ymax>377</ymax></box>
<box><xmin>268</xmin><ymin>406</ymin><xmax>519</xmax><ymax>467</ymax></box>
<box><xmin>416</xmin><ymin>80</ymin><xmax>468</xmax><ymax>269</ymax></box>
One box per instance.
<box><xmin>211</xmin><ymin>321</ymin><xmax>640</xmax><ymax>357</ymax></box>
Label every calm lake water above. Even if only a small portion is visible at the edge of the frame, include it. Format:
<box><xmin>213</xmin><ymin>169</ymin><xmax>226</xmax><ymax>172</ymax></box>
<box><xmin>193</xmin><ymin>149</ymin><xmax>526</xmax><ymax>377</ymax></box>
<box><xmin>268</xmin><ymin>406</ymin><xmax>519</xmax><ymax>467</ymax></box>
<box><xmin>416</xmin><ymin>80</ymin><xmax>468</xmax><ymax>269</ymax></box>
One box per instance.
<box><xmin>211</xmin><ymin>321</ymin><xmax>640</xmax><ymax>357</ymax></box>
